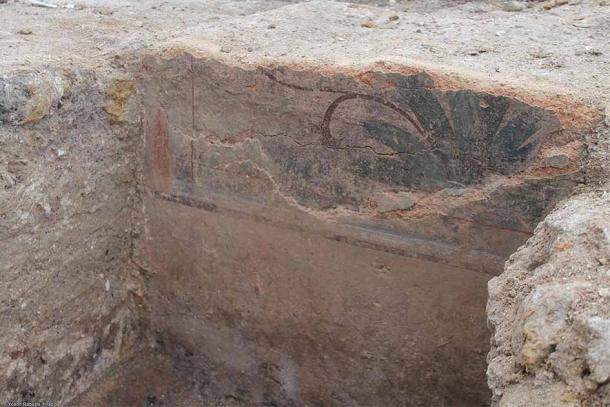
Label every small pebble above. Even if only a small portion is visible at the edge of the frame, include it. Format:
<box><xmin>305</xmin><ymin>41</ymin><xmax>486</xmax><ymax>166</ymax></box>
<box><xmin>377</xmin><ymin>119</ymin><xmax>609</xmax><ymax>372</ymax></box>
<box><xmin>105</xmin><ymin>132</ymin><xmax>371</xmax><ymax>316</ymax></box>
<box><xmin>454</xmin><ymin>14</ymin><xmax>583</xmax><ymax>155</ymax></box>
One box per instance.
<box><xmin>573</xmin><ymin>21</ymin><xmax>592</xmax><ymax>28</ymax></box>
<box><xmin>585</xmin><ymin>46</ymin><xmax>603</xmax><ymax>56</ymax></box>
<box><xmin>599</xmin><ymin>288</ymin><xmax>610</xmax><ymax>298</ymax></box>
<box><xmin>42</xmin><ymin>202</ymin><xmax>52</xmax><ymax>217</ymax></box>
<box><xmin>543</xmin><ymin>0</ymin><xmax>568</xmax><ymax>10</ymax></box>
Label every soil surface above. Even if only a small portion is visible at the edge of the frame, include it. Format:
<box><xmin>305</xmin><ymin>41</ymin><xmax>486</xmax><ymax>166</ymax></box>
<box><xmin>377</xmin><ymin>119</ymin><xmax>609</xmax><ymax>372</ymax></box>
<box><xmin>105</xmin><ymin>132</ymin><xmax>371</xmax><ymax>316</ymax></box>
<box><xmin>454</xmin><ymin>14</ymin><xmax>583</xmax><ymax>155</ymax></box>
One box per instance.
<box><xmin>2</xmin><ymin>0</ymin><xmax>608</xmax><ymax>108</ymax></box>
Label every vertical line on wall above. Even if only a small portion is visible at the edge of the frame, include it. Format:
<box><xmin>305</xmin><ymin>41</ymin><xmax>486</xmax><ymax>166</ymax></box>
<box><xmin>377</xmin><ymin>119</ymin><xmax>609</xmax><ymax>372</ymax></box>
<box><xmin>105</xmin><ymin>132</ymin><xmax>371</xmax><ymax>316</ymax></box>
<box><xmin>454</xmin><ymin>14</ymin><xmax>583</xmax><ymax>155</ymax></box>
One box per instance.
<box><xmin>190</xmin><ymin>54</ymin><xmax>196</xmax><ymax>183</ymax></box>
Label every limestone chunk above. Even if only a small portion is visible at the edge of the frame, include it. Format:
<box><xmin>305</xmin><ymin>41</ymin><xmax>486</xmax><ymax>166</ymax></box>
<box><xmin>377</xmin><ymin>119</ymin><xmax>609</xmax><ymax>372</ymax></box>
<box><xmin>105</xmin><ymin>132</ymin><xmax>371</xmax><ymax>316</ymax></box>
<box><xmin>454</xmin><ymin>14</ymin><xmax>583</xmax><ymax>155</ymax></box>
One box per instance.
<box><xmin>374</xmin><ymin>191</ymin><xmax>417</xmax><ymax>213</ymax></box>
<box><xmin>0</xmin><ymin>71</ymin><xmax>64</xmax><ymax>125</ymax></box>
<box><xmin>516</xmin><ymin>282</ymin><xmax>592</xmax><ymax>368</ymax></box>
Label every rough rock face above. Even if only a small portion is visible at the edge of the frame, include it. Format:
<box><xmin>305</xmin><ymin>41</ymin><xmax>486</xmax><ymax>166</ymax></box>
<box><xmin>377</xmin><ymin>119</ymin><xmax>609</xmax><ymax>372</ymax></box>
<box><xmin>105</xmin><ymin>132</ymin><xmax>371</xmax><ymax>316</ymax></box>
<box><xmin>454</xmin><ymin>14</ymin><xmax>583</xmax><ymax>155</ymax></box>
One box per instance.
<box><xmin>0</xmin><ymin>68</ymin><xmax>142</xmax><ymax>404</ymax></box>
<box><xmin>487</xmin><ymin>189</ymin><xmax>610</xmax><ymax>406</ymax></box>
<box><xmin>0</xmin><ymin>71</ymin><xmax>64</xmax><ymax>125</ymax></box>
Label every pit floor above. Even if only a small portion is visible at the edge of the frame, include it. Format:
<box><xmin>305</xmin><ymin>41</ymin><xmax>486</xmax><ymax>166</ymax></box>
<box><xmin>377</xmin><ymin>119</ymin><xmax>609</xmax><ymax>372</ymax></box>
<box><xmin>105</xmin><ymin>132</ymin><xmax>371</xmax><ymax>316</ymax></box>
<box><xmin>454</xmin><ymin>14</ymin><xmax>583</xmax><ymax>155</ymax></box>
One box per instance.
<box><xmin>69</xmin><ymin>345</ymin><xmax>243</xmax><ymax>407</ymax></box>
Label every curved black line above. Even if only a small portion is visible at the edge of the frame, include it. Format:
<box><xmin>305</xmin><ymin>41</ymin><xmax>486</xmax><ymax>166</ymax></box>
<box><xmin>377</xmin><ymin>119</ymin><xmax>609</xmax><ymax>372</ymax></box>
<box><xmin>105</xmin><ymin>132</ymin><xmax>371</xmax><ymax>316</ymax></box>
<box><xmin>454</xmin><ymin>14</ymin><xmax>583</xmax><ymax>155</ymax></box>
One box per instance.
<box><xmin>261</xmin><ymin>68</ymin><xmax>432</xmax><ymax>154</ymax></box>
<box><xmin>320</xmin><ymin>93</ymin><xmax>429</xmax><ymax>150</ymax></box>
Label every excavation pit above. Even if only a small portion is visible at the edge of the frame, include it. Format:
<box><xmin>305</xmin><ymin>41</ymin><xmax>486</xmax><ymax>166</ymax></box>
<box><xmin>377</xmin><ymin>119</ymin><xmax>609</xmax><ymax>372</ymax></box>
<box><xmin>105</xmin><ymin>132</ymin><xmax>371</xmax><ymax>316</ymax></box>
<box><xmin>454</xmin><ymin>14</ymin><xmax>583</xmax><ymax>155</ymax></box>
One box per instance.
<box><xmin>130</xmin><ymin>55</ymin><xmax>582</xmax><ymax>406</ymax></box>
<box><xmin>3</xmin><ymin>0</ymin><xmax>608</xmax><ymax>405</ymax></box>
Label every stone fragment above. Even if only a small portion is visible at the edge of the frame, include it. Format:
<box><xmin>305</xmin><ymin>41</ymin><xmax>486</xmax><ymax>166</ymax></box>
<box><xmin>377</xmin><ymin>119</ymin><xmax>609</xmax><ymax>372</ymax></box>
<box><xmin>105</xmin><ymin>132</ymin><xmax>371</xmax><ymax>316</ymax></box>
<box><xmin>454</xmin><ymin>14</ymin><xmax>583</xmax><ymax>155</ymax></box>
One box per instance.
<box><xmin>501</xmin><ymin>1</ymin><xmax>526</xmax><ymax>12</ymax></box>
<box><xmin>374</xmin><ymin>191</ymin><xmax>417</xmax><ymax>213</ymax></box>
<box><xmin>585</xmin><ymin>46</ymin><xmax>603</xmax><ymax>56</ymax></box>
<box><xmin>516</xmin><ymin>282</ymin><xmax>592</xmax><ymax>368</ymax></box>
<box><xmin>544</xmin><ymin>153</ymin><xmax>570</xmax><ymax>168</ymax></box>
<box><xmin>584</xmin><ymin>316</ymin><xmax>610</xmax><ymax>384</ymax></box>
<box><xmin>31</xmin><ymin>1</ymin><xmax>58</xmax><ymax>9</ymax></box>
<box><xmin>573</xmin><ymin>21</ymin><xmax>592</xmax><ymax>28</ymax></box>
<box><xmin>104</xmin><ymin>79</ymin><xmax>135</xmax><ymax>124</ymax></box>
<box><xmin>0</xmin><ymin>71</ymin><xmax>64</xmax><ymax>125</ymax></box>
<box><xmin>445</xmin><ymin>188</ymin><xmax>466</xmax><ymax>197</ymax></box>
<box><xmin>542</xmin><ymin>0</ymin><xmax>568</xmax><ymax>10</ymax></box>
<box><xmin>498</xmin><ymin>382</ymin><xmax>580</xmax><ymax>407</ymax></box>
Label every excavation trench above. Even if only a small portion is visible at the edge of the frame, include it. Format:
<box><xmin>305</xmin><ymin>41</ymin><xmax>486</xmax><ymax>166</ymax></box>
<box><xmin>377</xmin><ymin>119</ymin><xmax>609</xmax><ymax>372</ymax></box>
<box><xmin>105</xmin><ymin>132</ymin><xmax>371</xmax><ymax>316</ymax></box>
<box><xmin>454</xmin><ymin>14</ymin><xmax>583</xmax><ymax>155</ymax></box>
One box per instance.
<box><xmin>132</xmin><ymin>55</ymin><xmax>581</xmax><ymax>406</ymax></box>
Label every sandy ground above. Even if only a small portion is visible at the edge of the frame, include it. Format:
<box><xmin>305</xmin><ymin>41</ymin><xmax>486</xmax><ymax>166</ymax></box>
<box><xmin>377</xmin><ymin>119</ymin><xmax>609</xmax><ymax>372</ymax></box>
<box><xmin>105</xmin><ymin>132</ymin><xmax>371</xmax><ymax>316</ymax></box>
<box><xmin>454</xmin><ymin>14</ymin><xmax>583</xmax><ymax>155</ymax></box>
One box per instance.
<box><xmin>1</xmin><ymin>0</ymin><xmax>608</xmax><ymax>115</ymax></box>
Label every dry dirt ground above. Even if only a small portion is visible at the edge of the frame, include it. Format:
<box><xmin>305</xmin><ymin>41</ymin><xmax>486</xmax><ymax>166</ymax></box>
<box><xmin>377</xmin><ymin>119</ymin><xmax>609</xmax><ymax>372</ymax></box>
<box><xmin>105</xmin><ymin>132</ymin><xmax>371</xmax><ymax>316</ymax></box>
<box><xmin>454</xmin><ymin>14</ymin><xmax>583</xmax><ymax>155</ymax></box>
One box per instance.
<box><xmin>1</xmin><ymin>0</ymin><xmax>609</xmax><ymax>406</ymax></box>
